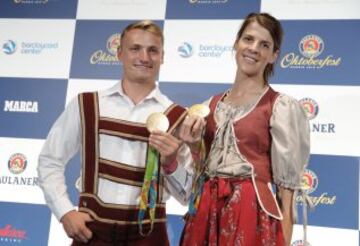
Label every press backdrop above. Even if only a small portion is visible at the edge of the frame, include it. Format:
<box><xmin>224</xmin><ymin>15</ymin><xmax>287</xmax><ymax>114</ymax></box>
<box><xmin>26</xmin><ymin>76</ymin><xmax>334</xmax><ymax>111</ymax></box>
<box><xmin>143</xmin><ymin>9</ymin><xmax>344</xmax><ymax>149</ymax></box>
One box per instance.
<box><xmin>1</xmin><ymin>1</ymin><xmax>360</xmax><ymax>245</ymax></box>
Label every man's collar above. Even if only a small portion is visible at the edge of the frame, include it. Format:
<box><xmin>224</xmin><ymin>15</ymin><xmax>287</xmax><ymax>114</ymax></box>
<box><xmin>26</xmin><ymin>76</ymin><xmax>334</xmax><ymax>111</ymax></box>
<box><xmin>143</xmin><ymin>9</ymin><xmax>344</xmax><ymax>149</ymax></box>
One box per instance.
<box><xmin>102</xmin><ymin>80</ymin><xmax>169</xmax><ymax>107</ymax></box>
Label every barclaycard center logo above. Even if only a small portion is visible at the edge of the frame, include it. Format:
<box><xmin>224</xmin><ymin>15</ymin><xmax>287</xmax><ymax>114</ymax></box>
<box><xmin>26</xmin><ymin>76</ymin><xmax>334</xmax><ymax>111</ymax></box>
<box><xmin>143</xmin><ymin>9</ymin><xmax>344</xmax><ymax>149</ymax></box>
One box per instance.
<box><xmin>301</xmin><ymin>169</ymin><xmax>318</xmax><ymax>195</ymax></box>
<box><xmin>8</xmin><ymin>153</ymin><xmax>27</xmax><ymax>175</ymax></box>
<box><xmin>106</xmin><ymin>33</ymin><xmax>121</xmax><ymax>56</ymax></box>
<box><xmin>299</xmin><ymin>34</ymin><xmax>324</xmax><ymax>58</ymax></box>
<box><xmin>299</xmin><ymin>98</ymin><xmax>319</xmax><ymax>120</ymax></box>
<box><xmin>2</xmin><ymin>40</ymin><xmax>17</xmax><ymax>55</ymax></box>
<box><xmin>178</xmin><ymin>42</ymin><xmax>193</xmax><ymax>58</ymax></box>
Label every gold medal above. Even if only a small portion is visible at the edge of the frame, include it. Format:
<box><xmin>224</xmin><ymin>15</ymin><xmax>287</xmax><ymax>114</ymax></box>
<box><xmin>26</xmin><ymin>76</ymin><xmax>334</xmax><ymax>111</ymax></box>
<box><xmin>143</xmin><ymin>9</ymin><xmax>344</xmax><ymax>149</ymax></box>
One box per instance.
<box><xmin>146</xmin><ymin>112</ymin><xmax>169</xmax><ymax>132</ymax></box>
<box><xmin>188</xmin><ymin>104</ymin><xmax>210</xmax><ymax>118</ymax></box>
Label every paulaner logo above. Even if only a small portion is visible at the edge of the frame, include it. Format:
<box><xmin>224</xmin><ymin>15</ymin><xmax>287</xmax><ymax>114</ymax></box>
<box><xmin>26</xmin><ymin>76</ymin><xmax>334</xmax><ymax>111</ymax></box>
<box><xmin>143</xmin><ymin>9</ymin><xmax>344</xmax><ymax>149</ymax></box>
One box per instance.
<box><xmin>4</xmin><ymin>100</ymin><xmax>39</xmax><ymax>113</ymax></box>
<box><xmin>90</xmin><ymin>33</ymin><xmax>121</xmax><ymax>65</ymax></box>
<box><xmin>299</xmin><ymin>35</ymin><xmax>324</xmax><ymax>58</ymax></box>
<box><xmin>299</xmin><ymin>97</ymin><xmax>335</xmax><ymax>133</ymax></box>
<box><xmin>299</xmin><ymin>98</ymin><xmax>319</xmax><ymax>120</ymax></box>
<box><xmin>8</xmin><ymin>153</ymin><xmax>27</xmax><ymax>175</ymax></box>
<box><xmin>1</xmin><ymin>153</ymin><xmax>38</xmax><ymax>186</ymax></box>
<box><xmin>281</xmin><ymin>34</ymin><xmax>341</xmax><ymax>69</ymax></box>
<box><xmin>301</xmin><ymin>169</ymin><xmax>318</xmax><ymax>195</ymax></box>
<box><xmin>2</xmin><ymin>40</ymin><xmax>17</xmax><ymax>55</ymax></box>
<box><xmin>0</xmin><ymin>224</ymin><xmax>27</xmax><ymax>242</ymax></box>
<box><xmin>296</xmin><ymin>168</ymin><xmax>336</xmax><ymax>207</ymax></box>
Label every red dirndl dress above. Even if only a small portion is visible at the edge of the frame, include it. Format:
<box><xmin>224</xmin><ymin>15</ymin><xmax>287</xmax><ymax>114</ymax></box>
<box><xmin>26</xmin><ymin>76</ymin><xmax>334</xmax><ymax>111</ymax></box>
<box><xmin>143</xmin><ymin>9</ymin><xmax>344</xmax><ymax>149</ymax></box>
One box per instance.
<box><xmin>180</xmin><ymin>177</ymin><xmax>284</xmax><ymax>246</ymax></box>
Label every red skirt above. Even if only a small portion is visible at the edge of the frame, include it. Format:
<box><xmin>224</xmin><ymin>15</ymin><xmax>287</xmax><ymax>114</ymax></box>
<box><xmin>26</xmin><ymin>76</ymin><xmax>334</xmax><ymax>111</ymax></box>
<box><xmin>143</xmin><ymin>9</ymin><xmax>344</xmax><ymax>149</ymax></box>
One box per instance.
<box><xmin>180</xmin><ymin>178</ymin><xmax>284</xmax><ymax>246</ymax></box>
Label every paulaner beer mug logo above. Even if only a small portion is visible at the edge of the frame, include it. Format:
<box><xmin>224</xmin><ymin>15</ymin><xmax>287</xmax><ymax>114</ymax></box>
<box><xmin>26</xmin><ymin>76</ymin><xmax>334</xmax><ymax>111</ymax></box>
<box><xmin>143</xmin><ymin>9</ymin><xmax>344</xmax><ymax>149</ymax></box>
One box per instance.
<box><xmin>8</xmin><ymin>153</ymin><xmax>27</xmax><ymax>174</ymax></box>
<box><xmin>301</xmin><ymin>169</ymin><xmax>318</xmax><ymax>195</ymax></box>
<box><xmin>2</xmin><ymin>40</ymin><xmax>17</xmax><ymax>55</ymax></box>
<box><xmin>299</xmin><ymin>98</ymin><xmax>319</xmax><ymax>120</ymax></box>
<box><xmin>106</xmin><ymin>33</ymin><xmax>121</xmax><ymax>56</ymax></box>
<box><xmin>299</xmin><ymin>34</ymin><xmax>324</xmax><ymax>58</ymax></box>
<box><xmin>178</xmin><ymin>42</ymin><xmax>193</xmax><ymax>58</ymax></box>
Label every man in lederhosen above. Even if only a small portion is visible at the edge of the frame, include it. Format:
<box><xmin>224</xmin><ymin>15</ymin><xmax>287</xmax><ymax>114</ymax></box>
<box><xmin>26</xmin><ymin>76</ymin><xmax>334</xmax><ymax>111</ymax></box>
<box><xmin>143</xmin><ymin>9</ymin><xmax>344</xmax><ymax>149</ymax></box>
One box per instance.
<box><xmin>38</xmin><ymin>20</ymin><xmax>199</xmax><ymax>246</ymax></box>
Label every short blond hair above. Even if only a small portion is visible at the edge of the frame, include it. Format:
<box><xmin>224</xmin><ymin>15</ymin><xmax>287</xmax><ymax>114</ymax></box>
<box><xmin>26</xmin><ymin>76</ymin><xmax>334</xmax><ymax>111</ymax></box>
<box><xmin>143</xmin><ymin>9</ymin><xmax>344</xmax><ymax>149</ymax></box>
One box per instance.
<box><xmin>120</xmin><ymin>20</ymin><xmax>164</xmax><ymax>45</ymax></box>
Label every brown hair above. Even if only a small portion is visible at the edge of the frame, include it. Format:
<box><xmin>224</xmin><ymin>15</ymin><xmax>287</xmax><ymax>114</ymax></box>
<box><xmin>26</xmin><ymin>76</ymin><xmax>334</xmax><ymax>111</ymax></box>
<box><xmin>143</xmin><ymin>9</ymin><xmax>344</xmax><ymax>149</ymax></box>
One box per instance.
<box><xmin>234</xmin><ymin>13</ymin><xmax>283</xmax><ymax>83</ymax></box>
<box><xmin>120</xmin><ymin>20</ymin><xmax>164</xmax><ymax>46</ymax></box>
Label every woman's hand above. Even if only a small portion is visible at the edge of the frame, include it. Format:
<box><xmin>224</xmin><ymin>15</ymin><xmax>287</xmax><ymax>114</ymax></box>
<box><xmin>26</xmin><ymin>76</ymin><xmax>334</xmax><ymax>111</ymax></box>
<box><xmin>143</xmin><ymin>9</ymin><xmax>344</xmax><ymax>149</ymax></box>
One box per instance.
<box><xmin>178</xmin><ymin>115</ymin><xmax>206</xmax><ymax>151</ymax></box>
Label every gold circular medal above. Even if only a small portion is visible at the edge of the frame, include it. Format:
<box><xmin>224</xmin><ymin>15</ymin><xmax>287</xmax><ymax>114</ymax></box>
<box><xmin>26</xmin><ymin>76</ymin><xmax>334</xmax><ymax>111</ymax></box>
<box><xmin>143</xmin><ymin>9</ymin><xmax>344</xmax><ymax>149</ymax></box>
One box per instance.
<box><xmin>188</xmin><ymin>104</ymin><xmax>210</xmax><ymax>118</ymax></box>
<box><xmin>146</xmin><ymin>112</ymin><xmax>169</xmax><ymax>132</ymax></box>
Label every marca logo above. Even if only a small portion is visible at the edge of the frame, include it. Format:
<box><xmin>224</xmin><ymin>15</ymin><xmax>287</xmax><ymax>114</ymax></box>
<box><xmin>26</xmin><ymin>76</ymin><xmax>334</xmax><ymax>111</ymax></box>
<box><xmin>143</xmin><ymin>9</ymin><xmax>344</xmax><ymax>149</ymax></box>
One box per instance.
<box><xmin>281</xmin><ymin>34</ymin><xmax>341</xmax><ymax>69</ymax></box>
<box><xmin>90</xmin><ymin>33</ymin><xmax>121</xmax><ymax>65</ymax></box>
<box><xmin>297</xmin><ymin>168</ymin><xmax>336</xmax><ymax>207</ymax></box>
<box><xmin>3</xmin><ymin>100</ymin><xmax>39</xmax><ymax>113</ymax></box>
<box><xmin>0</xmin><ymin>224</ymin><xmax>27</xmax><ymax>242</ymax></box>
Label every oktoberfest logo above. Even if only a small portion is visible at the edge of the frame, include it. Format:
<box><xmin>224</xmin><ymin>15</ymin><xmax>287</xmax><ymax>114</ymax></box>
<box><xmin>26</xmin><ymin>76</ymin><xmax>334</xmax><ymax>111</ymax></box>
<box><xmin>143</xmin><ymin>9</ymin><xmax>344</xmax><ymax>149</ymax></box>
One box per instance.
<box><xmin>301</xmin><ymin>169</ymin><xmax>318</xmax><ymax>195</ymax></box>
<box><xmin>106</xmin><ymin>33</ymin><xmax>121</xmax><ymax>56</ymax></box>
<box><xmin>299</xmin><ymin>97</ymin><xmax>319</xmax><ymax>120</ymax></box>
<box><xmin>8</xmin><ymin>153</ymin><xmax>27</xmax><ymax>174</ymax></box>
<box><xmin>299</xmin><ymin>34</ymin><xmax>324</xmax><ymax>58</ymax></box>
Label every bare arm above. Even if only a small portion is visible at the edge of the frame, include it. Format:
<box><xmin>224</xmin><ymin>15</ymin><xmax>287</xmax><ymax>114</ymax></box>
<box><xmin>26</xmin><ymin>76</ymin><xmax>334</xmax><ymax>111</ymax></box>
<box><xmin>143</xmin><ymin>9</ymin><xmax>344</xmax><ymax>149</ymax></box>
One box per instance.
<box><xmin>277</xmin><ymin>187</ymin><xmax>294</xmax><ymax>246</ymax></box>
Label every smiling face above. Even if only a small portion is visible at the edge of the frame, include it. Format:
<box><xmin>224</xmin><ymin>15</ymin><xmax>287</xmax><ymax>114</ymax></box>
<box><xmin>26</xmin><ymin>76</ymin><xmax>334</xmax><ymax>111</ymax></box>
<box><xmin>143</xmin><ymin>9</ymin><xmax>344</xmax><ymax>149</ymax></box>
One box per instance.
<box><xmin>117</xmin><ymin>28</ymin><xmax>164</xmax><ymax>85</ymax></box>
<box><xmin>235</xmin><ymin>21</ymin><xmax>279</xmax><ymax>82</ymax></box>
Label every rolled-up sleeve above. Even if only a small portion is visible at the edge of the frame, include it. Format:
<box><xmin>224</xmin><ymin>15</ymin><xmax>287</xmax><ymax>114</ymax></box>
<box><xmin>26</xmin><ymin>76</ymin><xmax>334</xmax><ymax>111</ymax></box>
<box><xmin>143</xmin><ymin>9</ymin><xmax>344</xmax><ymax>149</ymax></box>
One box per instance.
<box><xmin>270</xmin><ymin>94</ymin><xmax>310</xmax><ymax>190</ymax></box>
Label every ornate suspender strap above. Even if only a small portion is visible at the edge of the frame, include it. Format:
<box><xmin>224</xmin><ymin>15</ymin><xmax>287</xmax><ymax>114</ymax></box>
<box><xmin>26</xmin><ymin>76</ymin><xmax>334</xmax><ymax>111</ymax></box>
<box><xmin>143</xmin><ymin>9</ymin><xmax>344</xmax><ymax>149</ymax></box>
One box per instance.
<box><xmin>78</xmin><ymin>92</ymin><xmax>100</xmax><ymax>194</ymax></box>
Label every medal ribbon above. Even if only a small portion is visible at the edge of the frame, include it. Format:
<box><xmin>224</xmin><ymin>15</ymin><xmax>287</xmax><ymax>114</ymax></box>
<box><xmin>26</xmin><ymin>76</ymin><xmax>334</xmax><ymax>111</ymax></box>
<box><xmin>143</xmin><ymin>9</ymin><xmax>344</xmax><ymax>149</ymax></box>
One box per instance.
<box><xmin>138</xmin><ymin>145</ymin><xmax>159</xmax><ymax>236</ymax></box>
<box><xmin>188</xmin><ymin>139</ymin><xmax>207</xmax><ymax>215</ymax></box>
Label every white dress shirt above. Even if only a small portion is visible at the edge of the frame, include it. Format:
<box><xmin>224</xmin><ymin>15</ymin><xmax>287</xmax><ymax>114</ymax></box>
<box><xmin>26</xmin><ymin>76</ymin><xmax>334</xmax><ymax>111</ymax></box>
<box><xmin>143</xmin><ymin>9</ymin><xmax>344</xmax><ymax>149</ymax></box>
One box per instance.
<box><xmin>37</xmin><ymin>81</ymin><xmax>194</xmax><ymax>221</ymax></box>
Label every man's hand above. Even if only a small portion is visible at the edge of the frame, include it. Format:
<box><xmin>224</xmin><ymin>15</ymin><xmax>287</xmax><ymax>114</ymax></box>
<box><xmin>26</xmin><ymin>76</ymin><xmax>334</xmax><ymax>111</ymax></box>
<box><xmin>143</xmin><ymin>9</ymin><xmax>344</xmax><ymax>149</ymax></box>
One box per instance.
<box><xmin>148</xmin><ymin>130</ymin><xmax>182</xmax><ymax>165</ymax></box>
<box><xmin>60</xmin><ymin>210</ymin><xmax>93</xmax><ymax>243</ymax></box>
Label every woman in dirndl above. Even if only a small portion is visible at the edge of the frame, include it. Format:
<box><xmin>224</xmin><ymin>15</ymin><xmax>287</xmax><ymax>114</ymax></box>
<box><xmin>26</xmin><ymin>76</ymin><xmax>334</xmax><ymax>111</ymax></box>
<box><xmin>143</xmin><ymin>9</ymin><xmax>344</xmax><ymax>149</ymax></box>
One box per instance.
<box><xmin>179</xmin><ymin>12</ymin><xmax>310</xmax><ymax>246</ymax></box>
